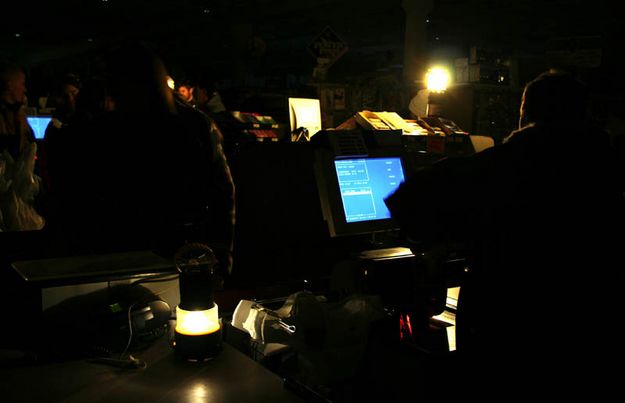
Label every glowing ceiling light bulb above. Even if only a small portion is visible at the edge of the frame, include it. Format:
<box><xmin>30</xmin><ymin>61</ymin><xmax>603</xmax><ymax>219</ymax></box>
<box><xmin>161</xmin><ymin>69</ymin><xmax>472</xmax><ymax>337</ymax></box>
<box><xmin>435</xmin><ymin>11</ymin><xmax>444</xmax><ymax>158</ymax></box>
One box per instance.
<box><xmin>426</xmin><ymin>67</ymin><xmax>451</xmax><ymax>92</ymax></box>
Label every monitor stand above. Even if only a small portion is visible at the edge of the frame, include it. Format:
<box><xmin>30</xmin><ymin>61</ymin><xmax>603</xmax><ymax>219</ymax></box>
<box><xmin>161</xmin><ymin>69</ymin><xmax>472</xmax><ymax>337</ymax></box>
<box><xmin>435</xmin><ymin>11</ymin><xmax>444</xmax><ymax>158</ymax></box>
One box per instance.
<box><xmin>358</xmin><ymin>247</ymin><xmax>413</xmax><ymax>260</ymax></box>
<box><xmin>356</xmin><ymin>232</ymin><xmax>413</xmax><ymax>260</ymax></box>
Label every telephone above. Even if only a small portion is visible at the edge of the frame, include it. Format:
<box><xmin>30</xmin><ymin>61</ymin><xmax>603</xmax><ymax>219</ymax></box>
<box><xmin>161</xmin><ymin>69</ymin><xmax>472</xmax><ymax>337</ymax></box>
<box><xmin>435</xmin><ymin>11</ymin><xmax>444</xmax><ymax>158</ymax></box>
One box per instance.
<box><xmin>353</xmin><ymin>110</ymin><xmax>433</xmax><ymax>135</ymax></box>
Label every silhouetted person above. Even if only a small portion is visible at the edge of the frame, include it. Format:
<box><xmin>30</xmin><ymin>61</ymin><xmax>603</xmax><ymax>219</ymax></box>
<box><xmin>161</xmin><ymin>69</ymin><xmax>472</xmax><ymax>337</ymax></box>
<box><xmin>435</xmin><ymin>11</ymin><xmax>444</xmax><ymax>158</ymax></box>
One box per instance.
<box><xmin>49</xmin><ymin>73</ymin><xmax>81</xmax><ymax>128</ymax></box>
<box><xmin>0</xmin><ymin>61</ymin><xmax>32</xmax><ymax>159</ymax></box>
<box><xmin>192</xmin><ymin>76</ymin><xmax>242</xmax><ymax>155</ymax></box>
<box><xmin>40</xmin><ymin>74</ymin><xmax>83</xmax><ymax>193</ymax></box>
<box><xmin>194</xmin><ymin>77</ymin><xmax>226</xmax><ymax>115</ymax></box>
<box><xmin>171</xmin><ymin>89</ymin><xmax>235</xmax><ymax>273</ymax></box>
<box><xmin>176</xmin><ymin>79</ymin><xmax>195</xmax><ymax>104</ymax></box>
<box><xmin>53</xmin><ymin>45</ymin><xmax>234</xmax><ymax>275</ymax></box>
<box><xmin>0</xmin><ymin>60</ymin><xmax>44</xmax><ymax>231</ymax></box>
<box><xmin>42</xmin><ymin>77</ymin><xmax>111</xmax><ymax>230</ymax></box>
<box><xmin>385</xmin><ymin>70</ymin><xmax>624</xmax><ymax>397</ymax></box>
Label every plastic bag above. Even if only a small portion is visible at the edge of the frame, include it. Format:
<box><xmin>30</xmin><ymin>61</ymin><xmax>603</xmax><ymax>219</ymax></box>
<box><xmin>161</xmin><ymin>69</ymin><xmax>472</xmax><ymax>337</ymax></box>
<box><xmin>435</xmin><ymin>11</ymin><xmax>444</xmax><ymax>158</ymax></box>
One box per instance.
<box><xmin>0</xmin><ymin>143</ymin><xmax>45</xmax><ymax>231</ymax></box>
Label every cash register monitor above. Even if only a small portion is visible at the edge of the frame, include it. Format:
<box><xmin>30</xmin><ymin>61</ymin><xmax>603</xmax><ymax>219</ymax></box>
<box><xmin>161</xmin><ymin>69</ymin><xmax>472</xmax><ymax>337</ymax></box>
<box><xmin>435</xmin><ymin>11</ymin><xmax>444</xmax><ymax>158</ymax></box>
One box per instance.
<box><xmin>315</xmin><ymin>152</ymin><xmax>406</xmax><ymax>237</ymax></box>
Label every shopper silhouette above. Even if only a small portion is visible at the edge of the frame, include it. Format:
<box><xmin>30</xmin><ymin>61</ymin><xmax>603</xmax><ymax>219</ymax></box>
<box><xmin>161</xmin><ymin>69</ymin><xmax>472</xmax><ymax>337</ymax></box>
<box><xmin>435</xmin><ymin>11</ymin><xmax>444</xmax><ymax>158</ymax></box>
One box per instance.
<box><xmin>385</xmin><ymin>70</ymin><xmax>625</xmax><ymax>397</ymax></box>
<box><xmin>53</xmin><ymin>44</ymin><xmax>235</xmax><ymax>275</ymax></box>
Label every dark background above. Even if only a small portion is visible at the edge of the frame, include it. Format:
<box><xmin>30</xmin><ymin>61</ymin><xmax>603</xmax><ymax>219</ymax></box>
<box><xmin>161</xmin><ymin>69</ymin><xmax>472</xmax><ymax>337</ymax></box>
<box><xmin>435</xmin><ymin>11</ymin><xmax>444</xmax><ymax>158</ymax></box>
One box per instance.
<box><xmin>2</xmin><ymin>0</ymin><xmax>623</xmax><ymax>135</ymax></box>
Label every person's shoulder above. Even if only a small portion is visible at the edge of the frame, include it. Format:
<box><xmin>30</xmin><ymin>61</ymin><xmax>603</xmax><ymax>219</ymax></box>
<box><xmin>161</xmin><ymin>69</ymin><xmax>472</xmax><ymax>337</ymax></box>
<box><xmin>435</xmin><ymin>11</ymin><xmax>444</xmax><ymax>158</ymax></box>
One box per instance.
<box><xmin>416</xmin><ymin>150</ymin><xmax>491</xmax><ymax>184</ymax></box>
<box><xmin>177</xmin><ymin>100</ymin><xmax>221</xmax><ymax>136</ymax></box>
<box><xmin>500</xmin><ymin>124</ymin><xmax>569</xmax><ymax>157</ymax></box>
<box><xmin>507</xmin><ymin>121</ymin><xmax>604</xmax><ymax>141</ymax></box>
<box><xmin>502</xmin><ymin>124</ymin><xmax>544</xmax><ymax>144</ymax></box>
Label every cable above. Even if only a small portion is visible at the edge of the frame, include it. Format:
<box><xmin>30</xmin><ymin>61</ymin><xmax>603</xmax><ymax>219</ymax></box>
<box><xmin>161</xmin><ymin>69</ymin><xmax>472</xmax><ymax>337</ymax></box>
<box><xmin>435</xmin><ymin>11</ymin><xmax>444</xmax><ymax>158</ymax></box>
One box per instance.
<box><xmin>88</xmin><ymin>355</ymin><xmax>147</xmax><ymax>370</ymax></box>
<box><xmin>87</xmin><ymin>302</ymin><xmax>147</xmax><ymax>372</ymax></box>
<box><xmin>107</xmin><ymin>301</ymin><xmax>147</xmax><ymax>370</ymax></box>
<box><xmin>119</xmin><ymin>301</ymin><xmax>137</xmax><ymax>360</ymax></box>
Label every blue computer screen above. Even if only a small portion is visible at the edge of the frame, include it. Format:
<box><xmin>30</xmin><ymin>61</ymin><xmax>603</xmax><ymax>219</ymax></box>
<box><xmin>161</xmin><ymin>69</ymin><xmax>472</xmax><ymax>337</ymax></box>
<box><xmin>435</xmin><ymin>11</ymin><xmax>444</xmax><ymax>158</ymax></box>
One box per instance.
<box><xmin>334</xmin><ymin>157</ymin><xmax>405</xmax><ymax>223</ymax></box>
<box><xmin>26</xmin><ymin>116</ymin><xmax>52</xmax><ymax>140</ymax></box>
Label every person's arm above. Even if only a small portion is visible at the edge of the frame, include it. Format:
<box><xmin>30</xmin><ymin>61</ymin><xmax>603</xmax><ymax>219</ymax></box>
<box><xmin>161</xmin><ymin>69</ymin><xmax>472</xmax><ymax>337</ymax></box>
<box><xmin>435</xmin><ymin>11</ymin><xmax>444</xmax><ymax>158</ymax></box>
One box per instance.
<box><xmin>200</xmin><ymin>117</ymin><xmax>235</xmax><ymax>276</ymax></box>
<box><xmin>207</xmin><ymin>123</ymin><xmax>235</xmax><ymax>275</ymax></box>
<box><xmin>385</xmin><ymin>153</ymin><xmax>490</xmax><ymax>248</ymax></box>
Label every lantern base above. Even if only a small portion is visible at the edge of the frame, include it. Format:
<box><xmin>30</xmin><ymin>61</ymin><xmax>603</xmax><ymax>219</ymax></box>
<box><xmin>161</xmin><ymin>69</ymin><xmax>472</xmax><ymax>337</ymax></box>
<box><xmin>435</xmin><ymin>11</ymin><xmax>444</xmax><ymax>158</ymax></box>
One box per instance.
<box><xmin>174</xmin><ymin>326</ymin><xmax>222</xmax><ymax>361</ymax></box>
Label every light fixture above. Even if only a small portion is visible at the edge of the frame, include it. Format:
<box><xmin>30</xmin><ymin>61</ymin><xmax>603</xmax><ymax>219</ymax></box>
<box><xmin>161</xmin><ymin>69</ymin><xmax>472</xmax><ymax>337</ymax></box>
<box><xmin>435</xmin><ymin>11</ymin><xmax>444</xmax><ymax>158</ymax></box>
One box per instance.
<box><xmin>174</xmin><ymin>243</ymin><xmax>222</xmax><ymax>361</ymax></box>
<box><xmin>166</xmin><ymin>76</ymin><xmax>175</xmax><ymax>90</ymax></box>
<box><xmin>425</xmin><ymin>66</ymin><xmax>451</xmax><ymax>117</ymax></box>
<box><xmin>425</xmin><ymin>66</ymin><xmax>450</xmax><ymax>93</ymax></box>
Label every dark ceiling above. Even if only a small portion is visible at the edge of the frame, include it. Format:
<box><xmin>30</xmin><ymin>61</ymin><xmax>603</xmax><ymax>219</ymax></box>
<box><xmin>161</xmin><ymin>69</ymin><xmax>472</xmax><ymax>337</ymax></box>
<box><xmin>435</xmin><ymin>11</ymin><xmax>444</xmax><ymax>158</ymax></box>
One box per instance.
<box><xmin>5</xmin><ymin>0</ymin><xmax>618</xmax><ymax>58</ymax></box>
<box><xmin>2</xmin><ymin>0</ymin><xmax>622</xmax><ymax>94</ymax></box>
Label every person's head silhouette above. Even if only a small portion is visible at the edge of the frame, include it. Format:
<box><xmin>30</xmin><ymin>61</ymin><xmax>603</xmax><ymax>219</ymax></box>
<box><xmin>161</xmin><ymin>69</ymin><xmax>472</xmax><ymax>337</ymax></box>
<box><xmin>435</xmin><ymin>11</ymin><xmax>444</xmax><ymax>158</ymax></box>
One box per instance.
<box><xmin>104</xmin><ymin>43</ymin><xmax>176</xmax><ymax>115</ymax></box>
<box><xmin>519</xmin><ymin>69</ymin><xmax>590</xmax><ymax>128</ymax></box>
